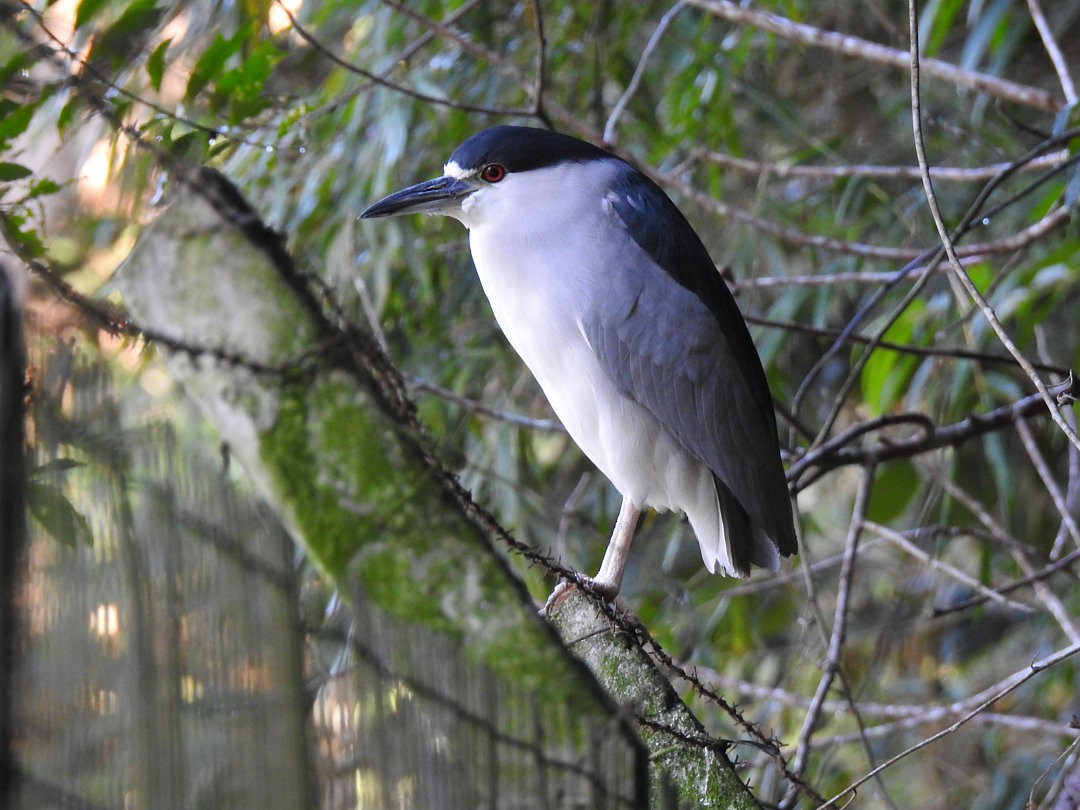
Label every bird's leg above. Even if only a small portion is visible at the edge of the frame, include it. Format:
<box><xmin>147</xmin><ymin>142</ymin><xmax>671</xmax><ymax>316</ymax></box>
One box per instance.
<box><xmin>541</xmin><ymin>497</ymin><xmax>641</xmax><ymax>614</ymax></box>
<box><xmin>590</xmin><ymin>497</ymin><xmax>642</xmax><ymax>598</ymax></box>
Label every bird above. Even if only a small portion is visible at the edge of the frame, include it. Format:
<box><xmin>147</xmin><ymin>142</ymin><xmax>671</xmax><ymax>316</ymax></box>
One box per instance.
<box><xmin>361</xmin><ymin>125</ymin><xmax>797</xmax><ymax>599</ymax></box>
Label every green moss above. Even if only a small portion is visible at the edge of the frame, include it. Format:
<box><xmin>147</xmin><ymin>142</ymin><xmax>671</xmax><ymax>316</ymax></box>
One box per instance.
<box><xmin>260</xmin><ymin>374</ymin><xmax>459</xmax><ymax>631</ymax></box>
<box><xmin>260</xmin><ymin>378</ymin><xmax>364</xmax><ymax>578</ymax></box>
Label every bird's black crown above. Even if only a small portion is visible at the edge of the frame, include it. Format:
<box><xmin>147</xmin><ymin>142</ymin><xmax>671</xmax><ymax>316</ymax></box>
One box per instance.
<box><xmin>450</xmin><ymin>126</ymin><xmax>613</xmax><ymax>174</ymax></box>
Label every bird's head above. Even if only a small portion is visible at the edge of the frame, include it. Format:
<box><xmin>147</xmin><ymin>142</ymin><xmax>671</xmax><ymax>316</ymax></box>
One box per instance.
<box><xmin>360</xmin><ymin>125</ymin><xmax>612</xmax><ymax>228</ymax></box>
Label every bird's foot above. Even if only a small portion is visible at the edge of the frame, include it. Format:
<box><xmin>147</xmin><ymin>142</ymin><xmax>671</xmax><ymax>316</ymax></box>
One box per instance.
<box><xmin>540</xmin><ymin>576</ymin><xmax>630</xmax><ymax>618</ymax></box>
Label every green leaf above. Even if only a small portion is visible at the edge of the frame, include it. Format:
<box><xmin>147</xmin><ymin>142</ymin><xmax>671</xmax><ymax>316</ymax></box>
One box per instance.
<box><xmin>859</xmin><ymin>301</ymin><xmax>925</xmax><ymax>416</ymax></box>
<box><xmin>967</xmin><ymin>262</ymin><xmax>994</xmax><ymax>295</ymax></box>
<box><xmin>186</xmin><ymin>25</ymin><xmax>249</xmax><ymax>102</ymax></box>
<box><xmin>57</xmin><ymin>94</ymin><xmax>83</xmax><ymax>136</ymax></box>
<box><xmin>0</xmin><ymin>51</ymin><xmax>30</xmax><ymax>87</ymax></box>
<box><xmin>866</xmin><ymin>461</ymin><xmax>919</xmax><ymax>524</ymax></box>
<box><xmin>28</xmin><ymin>178</ymin><xmax>62</xmax><ymax>198</ymax></box>
<box><xmin>31</xmin><ymin>458</ymin><xmax>87</xmax><ymax>476</ymax></box>
<box><xmin>0</xmin><ymin>101</ymin><xmax>36</xmax><ymax>147</ymax></box>
<box><xmin>85</xmin><ymin>0</ymin><xmax>164</xmax><ymax>71</ymax></box>
<box><xmin>959</xmin><ymin>0</ymin><xmax>1011</xmax><ymax>72</ymax></box>
<box><xmin>147</xmin><ymin>37</ymin><xmax>170</xmax><ymax>91</ymax></box>
<box><xmin>920</xmin><ymin>0</ymin><xmax>965</xmax><ymax>57</ymax></box>
<box><xmin>0</xmin><ymin>162</ymin><xmax>33</xmax><ymax>181</ymax></box>
<box><xmin>213</xmin><ymin>41</ymin><xmax>278</xmax><ymax>122</ymax></box>
<box><xmin>27</xmin><ymin>481</ymin><xmax>94</xmax><ymax>548</ymax></box>
<box><xmin>0</xmin><ymin>211</ymin><xmax>46</xmax><ymax>258</ymax></box>
<box><xmin>74</xmin><ymin>0</ymin><xmax>111</xmax><ymax>31</ymax></box>
<box><xmin>1065</xmin><ymin>165</ymin><xmax>1080</xmax><ymax>211</ymax></box>
<box><xmin>1051</xmin><ymin>98</ymin><xmax>1078</xmax><ymax>138</ymax></box>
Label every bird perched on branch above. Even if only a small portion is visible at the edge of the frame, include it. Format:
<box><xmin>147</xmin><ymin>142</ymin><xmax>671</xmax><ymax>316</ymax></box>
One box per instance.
<box><xmin>362</xmin><ymin>126</ymin><xmax>797</xmax><ymax>599</ymax></box>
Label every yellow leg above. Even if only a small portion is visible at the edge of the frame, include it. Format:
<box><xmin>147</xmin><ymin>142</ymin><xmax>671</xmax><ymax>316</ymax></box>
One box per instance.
<box><xmin>542</xmin><ymin>497</ymin><xmax>641</xmax><ymax>614</ymax></box>
<box><xmin>591</xmin><ymin>497</ymin><xmax>641</xmax><ymax>598</ymax></box>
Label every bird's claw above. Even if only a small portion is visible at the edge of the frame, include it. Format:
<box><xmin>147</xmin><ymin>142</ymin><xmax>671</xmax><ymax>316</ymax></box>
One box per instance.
<box><xmin>539</xmin><ymin>576</ymin><xmax>629</xmax><ymax>617</ymax></box>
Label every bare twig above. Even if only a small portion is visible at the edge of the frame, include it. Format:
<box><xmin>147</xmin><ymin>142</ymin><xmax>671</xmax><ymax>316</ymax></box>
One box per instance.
<box><xmin>686</xmin><ymin>0</ymin><xmax>1064</xmax><ymax>111</ymax></box>
<box><xmin>1034</xmin><ymin>739</ymin><xmax>1080</xmax><ymax>810</ymax></box>
<box><xmin>279</xmin><ymin>2</ymin><xmax>529</xmax><ymax>116</ymax></box>
<box><xmin>1017</xmin><ymin>414</ymin><xmax>1080</xmax><ymax>551</ymax></box>
<box><xmin>820</xmin><ymin>712</ymin><xmax>1078</xmax><ymax>746</ymax></box>
<box><xmin>786</xmin><ymin>132</ymin><xmax>1078</xmax><ymax>434</ymax></box>
<box><xmin>933</xmin><ymin>545</ymin><xmax>1080</xmax><ymax>617</ymax></box>
<box><xmin>285</xmin><ymin>0</ymin><xmax>486</xmax><ymax>125</ymax></box>
<box><xmin>920</xmin><ymin>463</ymin><xmax>1080</xmax><ymax>644</ymax></box>
<box><xmin>815</xmin><ymin>638</ymin><xmax>1080</xmax><ymax>809</ymax></box>
<box><xmin>788</xmin><ymin>372</ymin><xmax>1078</xmax><ymax>490</ymax></box>
<box><xmin>1051</xmin><ymin>406</ymin><xmax>1080</xmax><ymax>558</ymax></box>
<box><xmin>1025</xmin><ymin>0</ymin><xmax>1078</xmax><ymax>104</ymax></box>
<box><xmin>701</xmin><ymin>670</ymin><xmax>1077</xmax><ymax>739</ymax></box>
<box><xmin>409</xmin><ymin>376</ymin><xmax>564</xmax><ymax>432</ymax></box>
<box><xmin>528</xmin><ymin>0</ymin><xmax>553</xmax><ymax>128</ymax></box>
<box><xmin>907</xmin><ymin>0</ymin><xmax>1080</xmax><ymax>457</ymax></box>
<box><xmin>745</xmin><ymin>311</ymin><xmax>1069</xmax><ymax>377</ymax></box>
<box><xmin>697</xmin><ymin>148</ymin><xmax>1074</xmax><ymax>182</ymax></box>
<box><xmin>790</xmin><ymin>464</ymin><xmax>875</xmax><ymax>783</ymax></box>
<box><xmin>603</xmin><ymin>1</ymin><xmax>687</xmax><ymax>144</ymax></box>
<box><xmin>864</xmin><ymin>521</ymin><xmax>1035</xmax><ymax>614</ymax></box>
<box><xmin>666</xmin><ymin>172</ymin><xmax>1074</xmax><ymax>261</ymax></box>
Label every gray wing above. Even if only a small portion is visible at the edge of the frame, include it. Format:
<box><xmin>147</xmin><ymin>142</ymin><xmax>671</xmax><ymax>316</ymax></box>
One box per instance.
<box><xmin>581</xmin><ymin>171</ymin><xmax>796</xmax><ymax>571</ymax></box>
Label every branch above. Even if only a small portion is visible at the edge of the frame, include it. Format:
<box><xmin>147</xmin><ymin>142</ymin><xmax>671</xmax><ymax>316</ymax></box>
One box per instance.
<box><xmin>816</xmin><ymin>639</ymin><xmax>1080</xmax><ymax>808</ymax></box>
<box><xmin>907</xmin><ymin>0</ymin><xmax>1080</xmax><ymax>457</ymax></box>
<box><xmin>919</xmin><ymin>463</ymin><xmax>1080</xmax><ymax>644</ymax></box>
<box><xmin>700</xmin><ymin>669</ymin><xmax>1076</xmax><ymax>738</ymax></box>
<box><xmin>696</xmin><ymin>148</ymin><xmax>1074</xmax><ymax>182</ymax></box>
<box><xmin>789</xmin><ymin>465</ymin><xmax>875</xmax><ymax>786</ymax></box>
<box><xmin>933</xmin><ymin>544</ymin><xmax>1080</xmax><ymax>617</ymax></box>
<box><xmin>686</xmin><ymin>0</ymin><xmax>1064</xmax><ymax>112</ymax></box>
<box><xmin>1017</xmin><ymin>414</ymin><xmax>1080</xmax><ymax>551</ymax></box>
<box><xmin>744</xmin><ymin>312</ymin><xmax>1070</xmax><ymax>377</ymax></box>
<box><xmin>527</xmin><ymin>0</ymin><xmax>553</xmax><ymax>127</ymax></box>
<box><xmin>409</xmin><ymin>376</ymin><xmax>564</xmax><ymax>432</ymax></box>
<box><xmin>603</xmin><ymin>1</ymin><xmax>688</xmax><ymax>144</ymax></box>
<box><xmin>279</xmin><ymin>2</ymin><xmax>529</xmax><ymax>116</ymax></box>
<box><xmin>788</xmin><ymin>372</ymin><xmax>1079</xmax><ymax>490</ymax></box>
<box><xmin>547</xmin><ymin>588</ymin><xmax>763</xmax><ymax>809</ymax></box>
<box><xmin>864</xmin><ymin>521</ymin><xmax>1035</xmax><ymax>615</ymax></box>
<box><xmin>664</xmin><ymin>175</ymin><xmax>1074</xmax><ymax>262</ymax></box>
<box><xmin>1025</xmin><ymin>0</ymin><xmax>1077</xmax><ymax>104</ymax></box>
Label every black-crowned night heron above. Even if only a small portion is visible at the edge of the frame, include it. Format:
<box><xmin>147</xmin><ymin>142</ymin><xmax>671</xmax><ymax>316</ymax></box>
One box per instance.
<box><xmin>362</xmin><ymin>126</ymin><xmax>797</xmax><ymax>599</ymax></box>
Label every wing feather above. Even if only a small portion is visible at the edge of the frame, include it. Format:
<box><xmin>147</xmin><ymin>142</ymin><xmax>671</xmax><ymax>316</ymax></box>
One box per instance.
<box><xmin>582</xmin><ymin>166</ymin><xmax>797</xmax><ymax>567</ymax></box>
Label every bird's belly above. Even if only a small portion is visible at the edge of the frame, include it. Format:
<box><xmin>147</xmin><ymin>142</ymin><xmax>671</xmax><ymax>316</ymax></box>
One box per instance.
<box><xmin>472</xmin><ymin>253</ymin><xmax>709</xmax><ymax>514</ymax></box>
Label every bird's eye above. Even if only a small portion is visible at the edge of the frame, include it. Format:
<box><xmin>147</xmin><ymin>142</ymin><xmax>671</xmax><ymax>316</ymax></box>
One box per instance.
<box><xmin>480</xmin><ymin>164</ymin><xmax>507</xmax><ymax>183</ymax></box>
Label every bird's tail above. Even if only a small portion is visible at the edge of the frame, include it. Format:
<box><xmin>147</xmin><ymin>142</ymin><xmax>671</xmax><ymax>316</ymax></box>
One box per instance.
<box><xmin>688</xmin><ymin>478</ymin><xmax>780</xmax><ymax>578</ymax></box>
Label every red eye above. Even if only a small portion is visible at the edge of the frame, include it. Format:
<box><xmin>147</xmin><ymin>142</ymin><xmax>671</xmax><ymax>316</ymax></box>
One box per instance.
<box><xmin>480</xmin><ymin>164</ymin><xmax>506</xmax><ymax>183</ymax></box>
